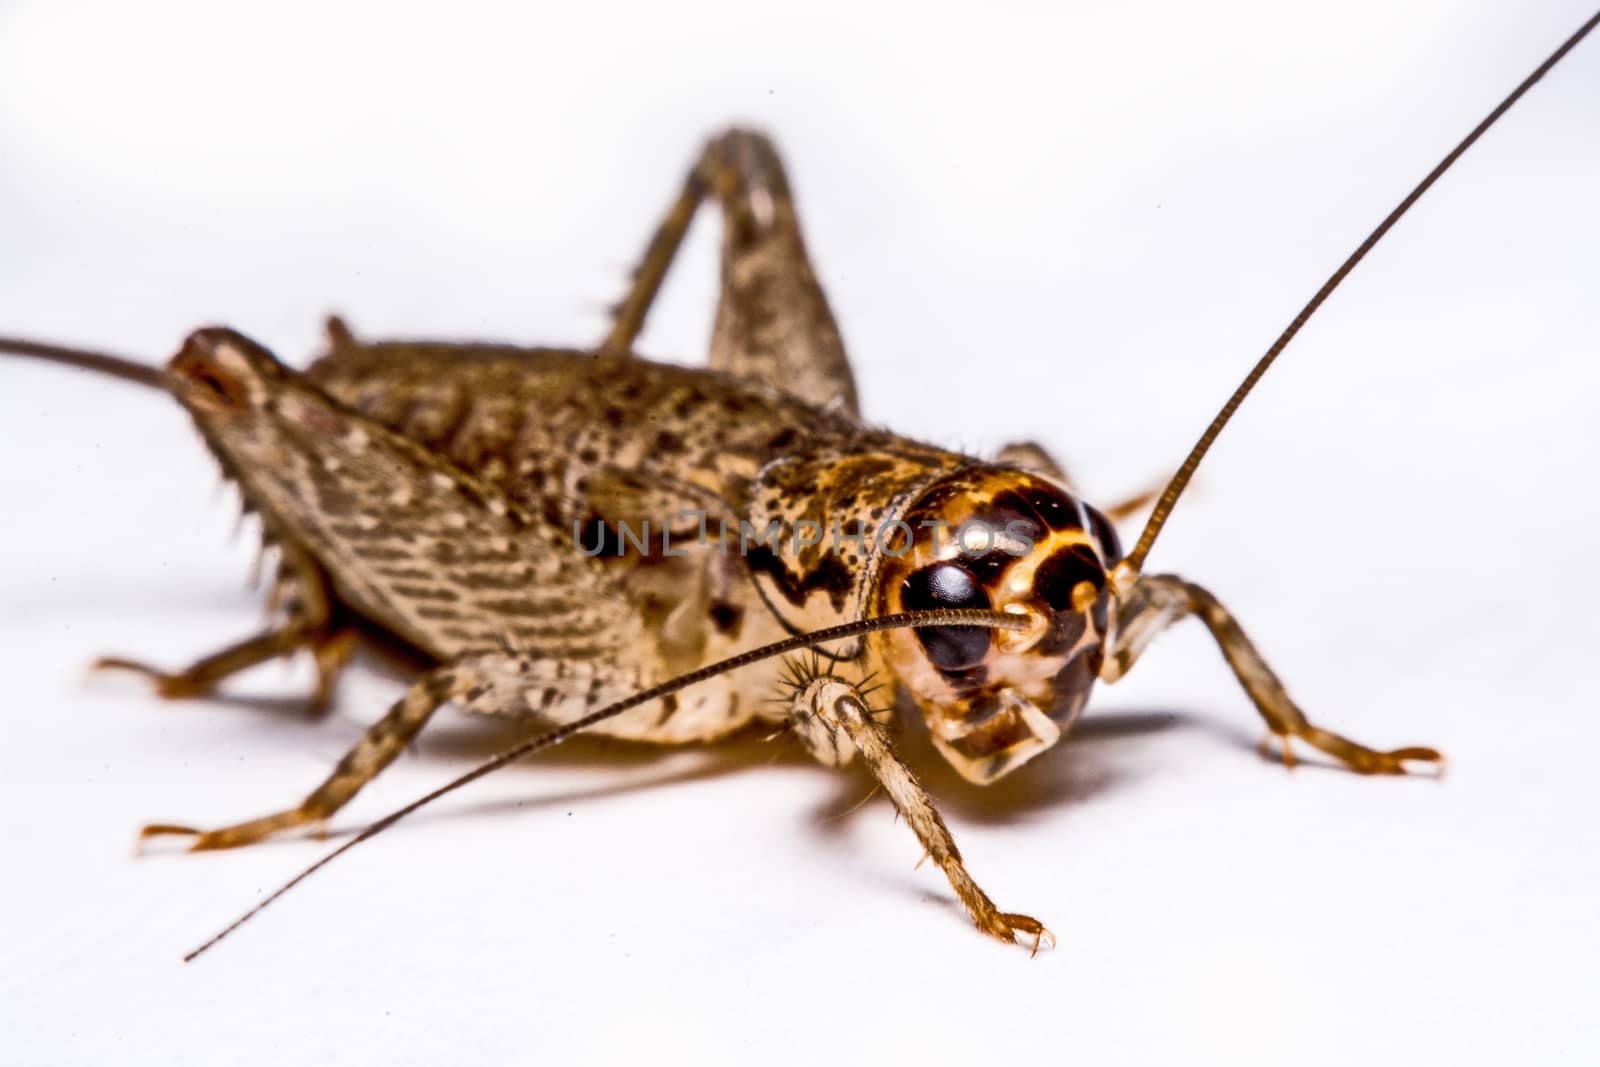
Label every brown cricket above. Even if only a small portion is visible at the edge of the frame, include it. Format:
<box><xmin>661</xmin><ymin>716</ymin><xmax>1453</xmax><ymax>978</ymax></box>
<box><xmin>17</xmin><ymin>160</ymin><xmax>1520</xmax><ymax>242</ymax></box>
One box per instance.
<box><xmin>3</xmin><ymin>11</ymin><xmax>1594</xmax><ymax>959</ymax></box>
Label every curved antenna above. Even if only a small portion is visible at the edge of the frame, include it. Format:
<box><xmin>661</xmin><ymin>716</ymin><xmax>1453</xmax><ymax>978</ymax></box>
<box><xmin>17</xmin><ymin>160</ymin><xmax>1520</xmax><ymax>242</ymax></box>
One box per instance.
<box><xmin>183</xmin><ymin>606</ymin><xmax>1025</xmax><ymax>963</ymax></box>
<box><xmin>0</xmin><ymin>336</ymin><xmax>166</xmax><ymax>390</ymax></box>
<box><xmin>1125</xmin><ymin>10</ymin><xmax>1600</xmax><ymax>573</ymax></box>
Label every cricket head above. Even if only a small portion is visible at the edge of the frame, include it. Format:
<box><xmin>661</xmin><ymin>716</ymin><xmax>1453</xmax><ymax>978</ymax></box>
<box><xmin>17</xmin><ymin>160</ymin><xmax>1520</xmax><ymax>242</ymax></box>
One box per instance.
<box><xmin>874</xmin><ymin>468</ymin><xmax>1120</xmax><ymax>784</ymax></box>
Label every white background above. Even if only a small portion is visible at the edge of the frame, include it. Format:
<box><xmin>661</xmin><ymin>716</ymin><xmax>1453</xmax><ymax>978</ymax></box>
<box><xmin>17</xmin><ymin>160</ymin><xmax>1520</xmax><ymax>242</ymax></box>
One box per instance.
<box><xmin>2</xmin><ymin>2</ymin><xmax>1597</xmax><ymax>1064</ymax></box>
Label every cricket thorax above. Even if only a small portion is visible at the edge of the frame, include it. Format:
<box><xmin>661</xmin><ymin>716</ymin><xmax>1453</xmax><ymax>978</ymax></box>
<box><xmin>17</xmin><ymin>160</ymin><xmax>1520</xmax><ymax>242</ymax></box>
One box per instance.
<box><xmin>873</xmin><ymin>468</ymin><xmax>1122</xmax><ymax>783</ymax></box>
<box><xmin>741</xmin><ymin>445</ymin><xmax>966</xmax><ymax>634</ymax></box>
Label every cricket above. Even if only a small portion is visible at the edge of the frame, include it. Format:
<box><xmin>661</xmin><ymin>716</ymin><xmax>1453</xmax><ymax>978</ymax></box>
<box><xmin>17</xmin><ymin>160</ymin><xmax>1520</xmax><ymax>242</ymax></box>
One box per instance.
<box><xmin>3</xmin><ymin>11</ymin><xmax>1593</xmax><ymax>961</ymax></box>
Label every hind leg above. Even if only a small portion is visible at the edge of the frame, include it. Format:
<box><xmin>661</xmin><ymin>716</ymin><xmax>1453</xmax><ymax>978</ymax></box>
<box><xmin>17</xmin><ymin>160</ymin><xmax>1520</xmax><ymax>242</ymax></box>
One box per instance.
<box><xmin>601</xmin><ymin>128</ymin><xmax>859</xmax><ymax>414</ymax></box>
<box><xmin>95</xmin><ymin>542</ymin><xmax>356</xmax><ymax>714</ymax></box>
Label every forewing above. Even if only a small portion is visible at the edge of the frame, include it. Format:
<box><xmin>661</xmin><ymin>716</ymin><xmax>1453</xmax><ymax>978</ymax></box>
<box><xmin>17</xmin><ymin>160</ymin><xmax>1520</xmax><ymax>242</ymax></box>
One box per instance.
<box><xmin>167</xmin><ymin>328</ymin><xmax>648</xmax><ymax>697</ymax></box>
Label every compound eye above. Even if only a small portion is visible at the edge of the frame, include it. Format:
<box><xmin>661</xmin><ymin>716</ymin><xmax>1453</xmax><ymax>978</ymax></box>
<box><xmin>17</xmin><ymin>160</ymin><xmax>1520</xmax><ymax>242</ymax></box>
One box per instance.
<box><xmin>902</xmin><ymin>562</ymin><xmax>992</xmax><ymax>671</ymax></box>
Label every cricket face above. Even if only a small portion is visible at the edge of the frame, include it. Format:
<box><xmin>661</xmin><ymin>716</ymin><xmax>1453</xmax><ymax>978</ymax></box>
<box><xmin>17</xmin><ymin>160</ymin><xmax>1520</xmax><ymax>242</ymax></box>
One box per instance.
<box><xmin>876</xmin><ymin>468</ymin><xmax>1121</xmax><ymax>784</ymax></box>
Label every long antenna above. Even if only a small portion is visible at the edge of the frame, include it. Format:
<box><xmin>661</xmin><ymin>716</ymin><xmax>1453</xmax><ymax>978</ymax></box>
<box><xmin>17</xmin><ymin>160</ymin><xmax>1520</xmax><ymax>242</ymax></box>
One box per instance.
<box><xmin>1124</xmin><ymin>10</ymin><xmax>1600</xmax><ymax>573</ymax></box>
<box><xmin>0</xmin><ymin>336</ymin><xmax>166</xmax><ymax>389</ymax></box>
<box><xmin>184</xmin><ymin>607</ymin><xmax>1025</xmax><ymax>963</ymax></box>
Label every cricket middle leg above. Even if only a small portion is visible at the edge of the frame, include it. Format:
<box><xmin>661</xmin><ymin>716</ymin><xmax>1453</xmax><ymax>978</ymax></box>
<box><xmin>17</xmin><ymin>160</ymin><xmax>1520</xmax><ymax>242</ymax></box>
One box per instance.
<box><xmin>137</xmin><ymin>639</ymin><xmax>656</xmax><ymax>852</ymax></box>
<box><xmin>138</xmin><ymin>656</ymin><xmax>484</xmax><ymax>850</ymax></box>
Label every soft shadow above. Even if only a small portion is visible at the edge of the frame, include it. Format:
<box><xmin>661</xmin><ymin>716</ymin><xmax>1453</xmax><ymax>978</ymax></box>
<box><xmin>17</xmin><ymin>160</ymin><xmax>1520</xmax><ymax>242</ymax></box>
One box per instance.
<box><xmin>412</xmin><ymin>715</ymin><xmax>816</xmax><ymax>772</ymax></box>
<box><xmin>808</xmin><ymin>704</ymin><xmax>1272</xmax><ymax>834</ymax></box>
<box><xmin>321</xmin><ymin>750</ymin><xmax>765</xmax><ymax>839</ymax></box>
<box><xmin>119</xmin><ymin>629</ymin><xmax>1280</xmax><ymax>851</ymax></box>
<box><xmin>80</xmin><ymin>667</ymin><xmax>331</xmax><ymax>725</ymax></box>
<box><xmin>809</xmin><ymin>707</ymin><xmax>1174</xmax><ymax>833</ymax></box>
<box><xmin>182</xmin><ymin>691</ymin><xmax>334</xmax><ymax>720</ymax></box>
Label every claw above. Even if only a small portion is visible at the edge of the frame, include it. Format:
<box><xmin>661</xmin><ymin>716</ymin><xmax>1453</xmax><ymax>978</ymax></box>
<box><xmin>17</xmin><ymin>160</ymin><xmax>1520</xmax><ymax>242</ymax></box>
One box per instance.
<box><xmin>992</xmin><ymin>915</ymin><xmax>1056</xmax><ymax>953</ymax></box>
<box><xmin>989</xmin><ymin>912</ymin><xmax>1054</xmax><ymax>955</ymax></box>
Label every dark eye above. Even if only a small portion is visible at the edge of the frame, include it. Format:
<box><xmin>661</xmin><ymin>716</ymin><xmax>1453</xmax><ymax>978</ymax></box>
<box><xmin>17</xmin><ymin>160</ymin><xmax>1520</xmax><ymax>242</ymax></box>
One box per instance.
<box><xmin>1034</xmin><ymin>544</ymin><xmax>1105</xmax><ymax>614</ymax></box>
<box><xmin>1017</xmin><ymin>485</ymin><xmax>1082</xmax><ymax>532</ymax></box>
<box><xmin>901</xmin><ymin>562</ymin><xmax>992</xmax><ymax>671</ymax></box>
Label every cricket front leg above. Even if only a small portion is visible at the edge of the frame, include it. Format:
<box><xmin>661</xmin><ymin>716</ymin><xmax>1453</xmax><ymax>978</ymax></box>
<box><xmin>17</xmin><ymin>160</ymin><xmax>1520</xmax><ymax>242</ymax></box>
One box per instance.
<box><xmin>1103</xmin><ymin>574</ymin><xmax>1442</xmax><ymax>775</ymax></box>
<box><xmin>785</xmin><ymin>666</ymin><xmax>1052</xmax><ymax>950</ymax></box>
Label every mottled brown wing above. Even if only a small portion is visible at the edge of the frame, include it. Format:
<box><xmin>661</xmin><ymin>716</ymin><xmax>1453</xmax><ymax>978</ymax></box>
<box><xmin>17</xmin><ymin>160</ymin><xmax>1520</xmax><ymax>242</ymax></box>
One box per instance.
<box><xmin>167</xmin><ymin>327</ymin><xmax>651</xmax><ymax>709</ymax></box>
